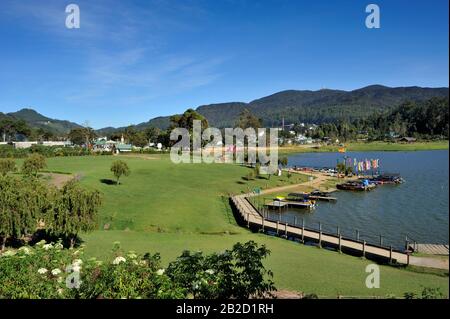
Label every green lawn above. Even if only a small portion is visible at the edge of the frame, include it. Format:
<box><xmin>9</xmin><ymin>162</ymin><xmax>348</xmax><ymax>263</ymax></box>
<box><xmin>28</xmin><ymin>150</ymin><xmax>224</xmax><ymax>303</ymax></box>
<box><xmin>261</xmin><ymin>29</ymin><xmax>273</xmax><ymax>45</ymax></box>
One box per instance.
<box><xmin>36</xmin><ymin>154</ymin><xmax>448</xmax><ymax>298</ymax></box>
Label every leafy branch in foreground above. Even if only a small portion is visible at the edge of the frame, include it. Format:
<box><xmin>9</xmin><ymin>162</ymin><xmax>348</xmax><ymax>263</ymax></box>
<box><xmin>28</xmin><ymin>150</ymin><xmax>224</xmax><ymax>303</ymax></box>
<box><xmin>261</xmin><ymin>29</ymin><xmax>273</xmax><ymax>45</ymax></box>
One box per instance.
<box><xmin>0</xmin><ymin>241</ymin><xmax>276</xmax><ymax>299</ymax></box>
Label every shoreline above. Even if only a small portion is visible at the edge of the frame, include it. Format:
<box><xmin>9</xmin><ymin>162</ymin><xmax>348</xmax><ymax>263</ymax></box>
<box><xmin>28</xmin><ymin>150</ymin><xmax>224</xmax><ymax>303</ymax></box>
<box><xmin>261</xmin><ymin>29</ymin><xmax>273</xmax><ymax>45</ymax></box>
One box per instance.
<box><xmin>278</xmin><ymin>140</ymin><xmax>449</xmax><ymax>155</ymax></box>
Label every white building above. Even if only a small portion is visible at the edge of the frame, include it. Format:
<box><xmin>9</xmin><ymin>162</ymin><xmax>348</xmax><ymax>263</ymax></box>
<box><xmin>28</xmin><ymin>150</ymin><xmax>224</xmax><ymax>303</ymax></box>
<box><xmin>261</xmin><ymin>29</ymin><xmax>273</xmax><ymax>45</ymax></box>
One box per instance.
<box><xmin>42</xmin><ymin>141</ymin><xmax>71</xmax><ymax>147</ymax></box>
<box><xmin>13</xmin><ymin>141</ymin><xmax>38</xmax><ymax>149</ymax></box>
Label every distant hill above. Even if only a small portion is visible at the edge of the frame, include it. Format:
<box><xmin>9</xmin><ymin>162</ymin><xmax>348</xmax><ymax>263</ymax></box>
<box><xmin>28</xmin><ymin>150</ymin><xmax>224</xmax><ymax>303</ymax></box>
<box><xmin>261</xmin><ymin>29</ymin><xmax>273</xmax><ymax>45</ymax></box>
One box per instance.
<box><xmin>5</xmin><ymin>108</ymin><xmax>82</xmax><ymax>134</ymax></box>
<box><xmin>105</xmin><ymin>85</ymin><xmax>448</xmax><ymax>132</ymax></box>
<box><xmin>195</xmin><ymin>85</ymin><xmax>449</xmax><ymax>127</ymax></box>
<box><xmin>4</xmin><ymin>85</ymin><xmax>448</xmax><ymax>136</ymax></box>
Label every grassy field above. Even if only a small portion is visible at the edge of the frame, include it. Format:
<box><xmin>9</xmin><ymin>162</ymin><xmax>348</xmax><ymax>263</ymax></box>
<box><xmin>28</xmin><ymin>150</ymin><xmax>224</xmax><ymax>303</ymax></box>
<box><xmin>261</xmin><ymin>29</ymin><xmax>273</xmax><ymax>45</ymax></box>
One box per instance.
<box><xmin>279</xmin><ymin>140</ymin><xmax>449</xmax><ymax>154</ymax></box>
<box><xmin>33</xmin><ymin>154</ymin><xmax>448</xmax><ymax>297</ymax></box>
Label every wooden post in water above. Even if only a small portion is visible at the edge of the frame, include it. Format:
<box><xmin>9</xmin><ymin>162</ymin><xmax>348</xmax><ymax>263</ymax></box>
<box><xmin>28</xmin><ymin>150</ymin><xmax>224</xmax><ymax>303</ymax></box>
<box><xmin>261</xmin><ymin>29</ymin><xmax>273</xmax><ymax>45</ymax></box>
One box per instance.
<box><xmin>389</xmin><ymin>245</ymin><xmax>393</xmax><ymax>263</ymax></box>
<box><xmin>379</xmin><ymin>235</ymin><xmax>383</xmax><ymax>247</ymax></box>
<box><xmin>301</xmin><ymin>218</ymin><xmax>305</xmax><ymax>243</ymax></box>
<box><xmin>337</xmin><ymin>226</ymin><xmax>340</xmax><ymax>236</ymax></box>
<box><xmin>362</xmin><ymin>241</ymin><xmax>366</xmax><ymax>258</ymax></box>
<box><xmin>338</xmin><ymin>234</ymin><xmax>342</xmax><ymax>252</ymax></box>
<box><xmin>261</xmin><ymin>216</ymin><xmax>265</xmax><ymax>232</ymax></box>
<box><xmin>318</xmin><ymin>222</ymin><xmax>322</xmax><ymax>247</ymax></box>
<box><xmin>405</xmin><ymin>236</ymin><xmax>409</xmax><ymax>252</ymax></box>
<box><xmin>294</xmin><ymin>217</ymin><xmax>297</xmax><ymax>227</ymax></box>
<box><xmin>356</xmin><ymin>229</ymin><xmax>360</xmax><ymax>242</ymax></box>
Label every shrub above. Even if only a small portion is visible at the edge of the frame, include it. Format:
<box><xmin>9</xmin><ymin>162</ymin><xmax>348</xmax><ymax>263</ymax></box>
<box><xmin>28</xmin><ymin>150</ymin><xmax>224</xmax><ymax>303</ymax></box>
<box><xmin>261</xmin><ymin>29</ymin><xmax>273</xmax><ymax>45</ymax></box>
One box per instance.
<box><xmin>0</xmin><ymin>158</ymin><xmax>16</xmax><ymax>176</ymax></box>
<box><xmin>22</xmin><ymin>153</ymin><xmax>46</xmax><ymax>177</ymax></box>
<box><xmin>166</xmin><ymin>241</ymin><xmax>276</xmax><ymax>298</ymax></box>
<box><xmin>0</xmin><ymin>241</ymin><xmax>276</xmax><ymax>299</ymax></box>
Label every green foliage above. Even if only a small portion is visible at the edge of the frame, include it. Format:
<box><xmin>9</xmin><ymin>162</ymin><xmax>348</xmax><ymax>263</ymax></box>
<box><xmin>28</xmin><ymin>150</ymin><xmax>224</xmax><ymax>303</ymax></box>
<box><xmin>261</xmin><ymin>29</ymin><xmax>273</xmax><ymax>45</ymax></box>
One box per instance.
<box><xmin>312</xmin><ymin>98</ymin><xmax>449</xmax><ymax>141</ymax></box>
<box><xmin>166</xmin><ymin>241</ymin><xmax>275</xmax><ymax>299</ymax></box>
<box><xmin>22</xmin><ymin>153</ymin><xmax>47</xmax><ymax>177</ymax></box>
<box><xmin>0</xmin><ymin>175</ymin><xmax>50</xmax><ymax>250</ymax></box>
<box><xmin>47</xmin><ymin>180</ymin><xmax>102</xmax><ymax>247</ymax></box>
<box><xmin>0</xmin><ymin>173</ymin><xmax>101</xmax><ymax>251</ymax></box>
<box><xmin>0</xmin><ymin>241</ymin><xmax>275</xmax><ymax>299</ymax></box>
<box><xmin>0</xmin><ymin>158</ymin><xmax>16</xmax><ymax>176</ymax></box>
<box><xmin>68</xmin><ymin>127</ymin><xmax>97</xmax><ymax>146</ymax></box>
<box><xmin>110</xmin><ymin>160</ymin><xmax>130</xmax><ymax>185</ymax></box>
<box><xmin>236</xmin><ymin>109</ymin><xmax>262</xmax><ymax>129</ymax></box>
<box><xmin>404</xmin><ymin>287</ymin><xmax>446</xmax><ymax>299</ymax></box>
<box><xmin>0</xmin><ymin>118</ymin><xmax>31</xmax><ymax>141</ymax></box>
<box><xmin>170</xmin><ymin>108</ymin><xmax>209</xmax><ymax>131</ymax></box>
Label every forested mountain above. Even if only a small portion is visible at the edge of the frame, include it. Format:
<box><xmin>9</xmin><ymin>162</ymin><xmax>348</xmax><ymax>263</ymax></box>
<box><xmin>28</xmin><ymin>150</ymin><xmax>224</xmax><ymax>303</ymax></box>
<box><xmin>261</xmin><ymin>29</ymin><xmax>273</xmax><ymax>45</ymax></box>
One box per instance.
<box><xmin>4</xmin><ymin>108</ymin><xmax>81</xmax><ymax>134</ymax></box>
<box><xmin>3</xmin><ymin>85</ymin><xmax>448</xmax><ymax>137</ymax></box>
<box><xmin>109</xmin><ymin>85</ymin><xmax>448</xmax><ymax>131</ymax></box>
<box><xmin>309</xmin><ymin>97</ymin><xmax>449</xmax><ymax>141</ymax></box>
<box><xmin>195</xmin><ymin>85</ymin><xmax>449</xmax><ymax>127</ymax></box>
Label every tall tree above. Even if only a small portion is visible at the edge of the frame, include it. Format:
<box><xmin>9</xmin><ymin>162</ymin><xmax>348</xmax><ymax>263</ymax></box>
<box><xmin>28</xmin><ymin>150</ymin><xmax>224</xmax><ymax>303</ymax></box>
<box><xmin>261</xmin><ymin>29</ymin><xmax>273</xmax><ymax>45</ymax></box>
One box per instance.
<box><xmin>47</xmin><ymin>180</ymin><xmax>102</xmax><ymax>248</ymax></box>
<box><xmin>236</xmin><ymin>109</ymin><xmax>262</xmax><ymax>129</ymax></box>
<box><xmin>0</xmin><ymin>176</ymin><xmax>49</xmax><ymax>250</ymax></box>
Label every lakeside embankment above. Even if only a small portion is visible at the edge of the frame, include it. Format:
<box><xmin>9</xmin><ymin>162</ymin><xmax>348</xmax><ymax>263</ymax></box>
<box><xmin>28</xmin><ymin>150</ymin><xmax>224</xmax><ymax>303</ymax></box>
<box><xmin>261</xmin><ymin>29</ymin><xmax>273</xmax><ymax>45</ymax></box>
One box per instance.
<box><xmin>278</xmin><ymin>140</ymin><xmax>449</xmax><ymax>155</ymax></box>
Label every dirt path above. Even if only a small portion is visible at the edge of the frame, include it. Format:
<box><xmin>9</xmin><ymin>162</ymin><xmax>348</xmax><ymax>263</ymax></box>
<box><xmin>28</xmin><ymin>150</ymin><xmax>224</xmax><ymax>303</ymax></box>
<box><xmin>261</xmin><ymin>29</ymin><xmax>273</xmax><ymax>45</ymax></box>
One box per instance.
<box><xmin>409</xmin><ymin>256</ymin><xmax>449</xmax><ymax>270</ymax></box>
<box><xmin>41</xmin><ymin>173</ymin><xmax>74</xmax><ymax>188</ymax></box>
<box><xmin>260</xmin><ymin>170</ymin><xmax>336</xmax><ymax>195</ymax></box>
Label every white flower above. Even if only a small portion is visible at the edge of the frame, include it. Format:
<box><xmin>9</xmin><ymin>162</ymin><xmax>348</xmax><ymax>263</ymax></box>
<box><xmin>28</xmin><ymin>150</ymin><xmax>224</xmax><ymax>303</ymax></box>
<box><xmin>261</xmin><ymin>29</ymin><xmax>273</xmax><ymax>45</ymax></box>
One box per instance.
<box><xmin>51</xmin><ymin>268</ymin><xmax>62</xmax><ymax>276</ymax></box>
<box><xmin>113</xmin><ymin>256</ymin><xmax>126</xmax><ymax>265</ymax></box>
<box><xmin>205</xmin><ymin>269</ymin><xmax>214</xmax><ymax>275</ymax></box>
<box><xmin>72</xmin><ymin>265</ymin><xmax>82</xmax><ymax>272</ymax></box>
<box><xmin>72</xmin><ymin>259</ymin><xmax>83</xmax><ymax>266</ymax></box>
<box><xmin>43</xmin><ymin>243</ymin><xmax>53</xmax><ymax>250</ymax></box>
<box><xmin>38</xmin><ymin>268</ymin><xmax>48</xmax><ymax>274</ymax></box>
<box><xmin>127</xmin><ymin>252</ymin><xmax>138</xmax><ymax>259</ymax></box>
<box><xmin>36</xmin><ymin>240</ymin><xmax>46</xmax><ymax>246</ymax></box>
<box><xmin>156</xmin><ymin>268</ymin><xmax>165</xmax><ymax>276</ymax></box>
<box><xmin>18</xmin><ymin>247</ymin><xmax>31</xmax><ymax>255</ymax></box>
<box><xmin>1</xmin><ymin>250</ymin><xmax>16</xmax><ymax>257</ymax></box>
<box><xmin>54</xmin><ymin>243</ymin><xmax>64</xmax><ymax>250</ymax></box>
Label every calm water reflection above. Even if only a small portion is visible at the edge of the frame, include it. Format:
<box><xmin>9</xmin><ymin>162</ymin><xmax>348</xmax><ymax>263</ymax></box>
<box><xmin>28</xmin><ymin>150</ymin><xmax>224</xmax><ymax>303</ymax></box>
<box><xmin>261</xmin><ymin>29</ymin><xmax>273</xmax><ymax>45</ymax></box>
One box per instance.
<box><xmin>267</xmin><ymin>150</ymin><xmax>449</xmax><ymax>248</ymax></box>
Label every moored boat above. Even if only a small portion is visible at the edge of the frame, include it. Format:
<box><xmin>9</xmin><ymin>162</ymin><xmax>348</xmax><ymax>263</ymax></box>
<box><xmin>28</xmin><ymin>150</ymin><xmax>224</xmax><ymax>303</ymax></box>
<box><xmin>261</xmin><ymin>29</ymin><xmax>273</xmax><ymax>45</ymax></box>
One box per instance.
<box><xmin>368</xmin><ymin>173</ymin><xmax>404</xmax><ymax>185</ymax></box>
<box><xmin>336</xmin><ymin>180</ymin><xmax>376</xmax><ymax>191</ymax></box>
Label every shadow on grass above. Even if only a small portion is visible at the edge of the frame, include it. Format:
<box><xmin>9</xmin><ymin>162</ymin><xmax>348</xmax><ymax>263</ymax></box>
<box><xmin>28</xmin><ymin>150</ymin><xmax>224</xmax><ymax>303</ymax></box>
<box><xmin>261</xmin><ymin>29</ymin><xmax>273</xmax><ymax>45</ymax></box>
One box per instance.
<box><xmin>100</xmin><ymin>178</ymin><xmax>117</xmax><ymax>185</ymax></box>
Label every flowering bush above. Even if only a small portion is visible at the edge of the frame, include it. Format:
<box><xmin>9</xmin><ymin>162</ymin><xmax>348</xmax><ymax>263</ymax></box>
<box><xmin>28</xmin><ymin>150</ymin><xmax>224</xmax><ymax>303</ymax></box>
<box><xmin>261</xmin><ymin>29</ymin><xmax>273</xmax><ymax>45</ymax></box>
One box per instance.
<box><xmin>0</xmin><ymin>240</ymin><xmax>184</xmax><ymax>299</ymax></box>
<box><xmin>0</xmin><ymin>240</ymin><xmax>276</xmax><ymax>299</ymax></box>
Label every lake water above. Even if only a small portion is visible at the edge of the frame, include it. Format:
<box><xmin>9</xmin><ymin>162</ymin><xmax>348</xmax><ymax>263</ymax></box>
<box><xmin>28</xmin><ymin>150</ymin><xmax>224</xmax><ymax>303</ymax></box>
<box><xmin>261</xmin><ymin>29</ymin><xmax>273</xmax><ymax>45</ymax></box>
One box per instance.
<box><xmin>269</xmin><ymin>150</ymin><xmax>449</xmax><ymax>249</ymax></box>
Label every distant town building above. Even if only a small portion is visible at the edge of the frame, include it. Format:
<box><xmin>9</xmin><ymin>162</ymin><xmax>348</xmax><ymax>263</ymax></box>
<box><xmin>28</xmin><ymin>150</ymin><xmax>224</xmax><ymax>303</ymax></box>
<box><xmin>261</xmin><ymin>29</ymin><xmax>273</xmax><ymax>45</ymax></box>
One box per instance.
<box><xmin>398</xmin><ymin>137</ymin><xmax>417</xmax><ymax>143</ymax></box>
<box><xmin>42</xmin><ymin>141</ymin><xmax>71</xmax><ymax>147</ymax></box>
<box><xmin>13</xmin><ymin>141</ymin><xmax>38</xmax><ymax>149</ymax></box>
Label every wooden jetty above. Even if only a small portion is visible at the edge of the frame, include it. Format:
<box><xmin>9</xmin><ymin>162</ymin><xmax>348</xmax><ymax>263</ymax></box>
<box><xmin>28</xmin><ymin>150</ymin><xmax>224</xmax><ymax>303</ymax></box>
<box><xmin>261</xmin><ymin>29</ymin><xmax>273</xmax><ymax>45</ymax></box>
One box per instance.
<box><xmin>309</xmin><ymin>195</ymin><xmax>337</xmax><ymax>201</ymax></box>
<box><xmin>265</xmin><ymin>200</ymin><xmax>315</xmax><ymax>209</ymax></box>
<box><xmin>265</xmin><ymin>201</ymin><xmax>288</xmax><ymax>208</ymax></box>
<box><xmin>409</xmin><ymin>243</ymin><xmax>449</xmax><ymax>255</ymax></box>
<box><xmin>231</xmin><ymin>193</ymin><xmax>409</xmax><ymax>265</ymax></box>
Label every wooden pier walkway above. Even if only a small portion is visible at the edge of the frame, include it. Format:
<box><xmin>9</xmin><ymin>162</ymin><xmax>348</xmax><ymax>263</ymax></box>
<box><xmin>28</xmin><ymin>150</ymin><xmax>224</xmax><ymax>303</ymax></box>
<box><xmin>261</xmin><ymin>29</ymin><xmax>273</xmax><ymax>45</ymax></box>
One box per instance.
<box><xmin>231</xmin><ymin>193</ymin><xmax>409</xmax><ymax>265</ymax></box>
<box><xmin>409</xmin><ymin>243</ymin><xmax>449</xmax><ymax>255</ymax></box>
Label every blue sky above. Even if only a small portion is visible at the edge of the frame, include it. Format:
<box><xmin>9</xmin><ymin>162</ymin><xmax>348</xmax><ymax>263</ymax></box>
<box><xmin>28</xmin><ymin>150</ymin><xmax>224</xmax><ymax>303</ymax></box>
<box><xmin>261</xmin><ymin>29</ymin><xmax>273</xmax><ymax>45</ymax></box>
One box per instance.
<box><xmin>0</xmin><ymin>0</ymin><xmax>448</xmax><ymax>129</ymax></box>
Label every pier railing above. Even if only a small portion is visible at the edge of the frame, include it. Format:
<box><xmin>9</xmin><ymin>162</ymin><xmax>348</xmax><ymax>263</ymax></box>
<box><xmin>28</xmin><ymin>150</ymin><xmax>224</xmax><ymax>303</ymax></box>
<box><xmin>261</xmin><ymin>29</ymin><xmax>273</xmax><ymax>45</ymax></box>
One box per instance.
<box><xmin>246</xmin><ymin>195</ymin><xmax>414</xmax><ymax>252</ymax></box>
